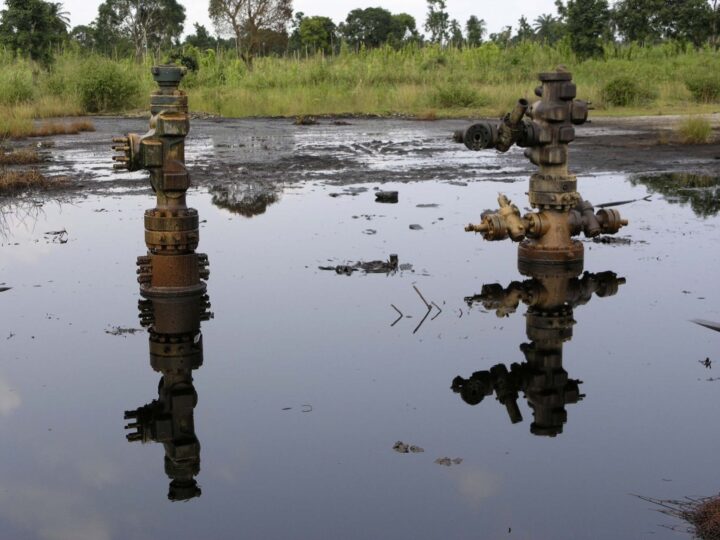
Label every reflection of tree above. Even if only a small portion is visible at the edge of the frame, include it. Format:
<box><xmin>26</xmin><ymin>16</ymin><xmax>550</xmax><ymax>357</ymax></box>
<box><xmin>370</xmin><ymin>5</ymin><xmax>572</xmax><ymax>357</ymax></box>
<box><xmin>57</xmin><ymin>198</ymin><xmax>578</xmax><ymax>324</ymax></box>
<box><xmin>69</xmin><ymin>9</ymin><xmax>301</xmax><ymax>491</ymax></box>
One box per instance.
<box><xmin>0</xmin><ymin>199</ymin><xmax>49</xmax><ymax>239</ymax></box>
<box><xmin>210</xmin><ymin>182</ymin><xmax>281</xmax><ymax>218</ymax></box>
<box><xmin>630</xmin><ymin>173</ymin><xmax>720</xmax><ymax>218</ymax></box>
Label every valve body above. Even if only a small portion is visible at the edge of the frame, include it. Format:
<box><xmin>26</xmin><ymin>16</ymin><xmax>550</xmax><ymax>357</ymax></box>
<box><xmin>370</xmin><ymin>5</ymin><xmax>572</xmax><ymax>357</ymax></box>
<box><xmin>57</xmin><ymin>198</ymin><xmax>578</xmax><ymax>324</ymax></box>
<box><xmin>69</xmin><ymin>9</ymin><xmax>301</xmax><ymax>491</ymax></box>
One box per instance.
<box><xmin>458</xmin><ymin>68</ymin><xmax>628</xmax><ymax>270</ymax></box>
<box><xmin>113</xmin><ymin>65</ymin><xmax>209</xmax><ymax>296</ymax></box>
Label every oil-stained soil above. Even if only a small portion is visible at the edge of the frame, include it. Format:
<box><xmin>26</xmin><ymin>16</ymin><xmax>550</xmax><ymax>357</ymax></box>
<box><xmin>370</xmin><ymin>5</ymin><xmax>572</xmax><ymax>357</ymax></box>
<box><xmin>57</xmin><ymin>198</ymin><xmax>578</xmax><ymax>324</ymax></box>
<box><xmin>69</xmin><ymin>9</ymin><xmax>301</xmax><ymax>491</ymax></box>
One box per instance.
<box><xmin>25</xmin><ymin>114</ymin><xmax>720</xmax><ymax>199</ymax></box>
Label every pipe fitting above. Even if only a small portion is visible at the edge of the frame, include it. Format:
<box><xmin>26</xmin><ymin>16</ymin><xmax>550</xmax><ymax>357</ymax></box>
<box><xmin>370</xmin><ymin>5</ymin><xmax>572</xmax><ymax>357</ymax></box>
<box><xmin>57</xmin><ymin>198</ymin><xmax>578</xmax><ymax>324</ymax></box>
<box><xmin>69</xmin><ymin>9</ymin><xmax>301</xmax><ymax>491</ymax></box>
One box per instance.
<box><xmin>465</xmin><ymin>195</ymin><xmax>527</xmax><ymax>242</ymax></box>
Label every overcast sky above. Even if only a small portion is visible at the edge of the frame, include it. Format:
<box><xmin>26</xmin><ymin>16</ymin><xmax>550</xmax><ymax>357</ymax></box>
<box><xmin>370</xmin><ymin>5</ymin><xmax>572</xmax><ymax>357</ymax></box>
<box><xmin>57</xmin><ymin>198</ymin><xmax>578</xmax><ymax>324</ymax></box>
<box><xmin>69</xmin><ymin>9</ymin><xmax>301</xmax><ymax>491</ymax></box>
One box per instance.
<box><xmin>0</xmin><ymin>0</ymin><xmax>560</xmax><ymax>36</ymax></box>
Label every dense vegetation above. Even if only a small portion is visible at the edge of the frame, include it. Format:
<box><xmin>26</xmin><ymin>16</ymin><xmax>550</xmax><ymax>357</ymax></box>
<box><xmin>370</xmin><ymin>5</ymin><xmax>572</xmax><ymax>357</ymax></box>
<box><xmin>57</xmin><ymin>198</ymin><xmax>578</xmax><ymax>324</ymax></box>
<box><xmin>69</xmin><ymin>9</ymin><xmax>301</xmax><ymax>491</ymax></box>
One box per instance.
<box><xmin>0</xmin><ymin>0</ymin><xmax>718</xmax><ymax>134</ymax></box>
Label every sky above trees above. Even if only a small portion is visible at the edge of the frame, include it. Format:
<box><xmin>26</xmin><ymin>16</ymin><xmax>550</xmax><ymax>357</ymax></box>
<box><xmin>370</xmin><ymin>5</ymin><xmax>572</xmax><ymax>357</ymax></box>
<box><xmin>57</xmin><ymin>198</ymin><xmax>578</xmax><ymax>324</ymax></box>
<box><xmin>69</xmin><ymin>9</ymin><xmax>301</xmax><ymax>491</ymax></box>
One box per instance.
<box><xmin>0</xmin><ymin>0</ymin><xmax>558</xmax><ymax>37</ymax></box>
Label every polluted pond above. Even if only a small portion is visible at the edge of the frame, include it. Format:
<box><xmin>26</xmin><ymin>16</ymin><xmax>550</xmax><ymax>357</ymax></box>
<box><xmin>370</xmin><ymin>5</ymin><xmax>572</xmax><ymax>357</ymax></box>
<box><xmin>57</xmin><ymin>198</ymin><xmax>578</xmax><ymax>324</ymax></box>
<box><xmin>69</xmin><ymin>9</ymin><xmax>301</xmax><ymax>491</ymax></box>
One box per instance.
<box><xmin>0</xmin><ymin>97</ymin><xmax>719</xmax><ymax>538</ymax></box>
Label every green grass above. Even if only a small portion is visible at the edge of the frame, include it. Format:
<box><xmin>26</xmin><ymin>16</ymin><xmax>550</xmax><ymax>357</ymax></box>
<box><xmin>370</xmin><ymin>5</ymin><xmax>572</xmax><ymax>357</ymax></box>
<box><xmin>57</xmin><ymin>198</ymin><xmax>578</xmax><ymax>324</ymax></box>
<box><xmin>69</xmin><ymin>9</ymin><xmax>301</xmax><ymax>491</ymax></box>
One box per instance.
<box><xmin>677</xmin><ymin>116</ymin><xmax>713</xmax><ymax>143</ymax></box>
<box><xmin>0</xmin><ymin>42</ymin><xmax>719</xmax><ymax>128</ymax></box>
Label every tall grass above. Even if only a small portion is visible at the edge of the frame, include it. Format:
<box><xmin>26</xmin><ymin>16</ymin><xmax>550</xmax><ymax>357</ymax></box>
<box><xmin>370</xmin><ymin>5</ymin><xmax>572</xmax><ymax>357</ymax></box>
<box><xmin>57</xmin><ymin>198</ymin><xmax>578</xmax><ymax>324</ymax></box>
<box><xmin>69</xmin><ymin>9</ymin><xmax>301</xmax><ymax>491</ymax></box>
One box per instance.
<box><xmin>677</xmin><ymin>116</ymin><xmax>713</xmax><ymax>143</ymax></box>
<box><xmin>0</xmin><ymin>42</ymin><xmax>719</xmax><ymax>127</ymax></box>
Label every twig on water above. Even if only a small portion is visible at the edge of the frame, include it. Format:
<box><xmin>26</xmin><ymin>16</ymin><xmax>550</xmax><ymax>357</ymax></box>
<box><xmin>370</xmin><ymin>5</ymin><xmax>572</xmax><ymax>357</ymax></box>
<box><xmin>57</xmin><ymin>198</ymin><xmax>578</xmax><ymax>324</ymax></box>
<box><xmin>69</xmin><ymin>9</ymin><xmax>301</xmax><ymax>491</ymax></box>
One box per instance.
<box><xmin>413</xmin><ymin>285</ymin><xmax>431</xmax><ymax>310</ymax></box>
<box><xmin>431</xmin><ymin>301</ymin><xmax>443</xmax><ymax>321</ymax></box>
<box><xmin>413</xmin><ymin>309</ymin><xmax>432</xmax><ymax>335</ymax></box>
<box><xmin>390</xmin><ymin>304</ymin><xmax>404</xmax><ymax>327</ymax></box>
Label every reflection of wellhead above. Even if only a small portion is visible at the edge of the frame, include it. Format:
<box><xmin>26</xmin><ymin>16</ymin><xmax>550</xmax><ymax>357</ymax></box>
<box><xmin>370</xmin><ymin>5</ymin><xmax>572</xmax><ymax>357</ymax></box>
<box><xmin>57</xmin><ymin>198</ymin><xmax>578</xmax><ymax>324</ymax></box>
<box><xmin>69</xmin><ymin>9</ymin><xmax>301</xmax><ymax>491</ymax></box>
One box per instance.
<box><xmin>453</xmin><ymin>270</ymin><xmax>625</xmax><ymax>437</ymax></box>
<box><xmin>454</xmin><ymin>68</ymin><xmax>628</xmax><ymax>267</ymax></box>
<box><xmin>125</xmin><ymin>291</ymin><xmax>212</xmax><ymax>501</ymax></box>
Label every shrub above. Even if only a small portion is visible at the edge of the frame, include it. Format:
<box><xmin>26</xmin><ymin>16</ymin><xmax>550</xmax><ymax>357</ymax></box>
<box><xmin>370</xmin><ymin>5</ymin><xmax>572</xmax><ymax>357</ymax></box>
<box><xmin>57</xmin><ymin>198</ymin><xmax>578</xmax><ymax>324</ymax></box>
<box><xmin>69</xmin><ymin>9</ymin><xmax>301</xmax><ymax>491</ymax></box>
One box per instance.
<box><xmin>685</xmin><ymin>75</ymin><xmax>720</xmax><ymax>103</ymax></box>
<box><xmin>601</xmin><ymin>76</ymin><xmax>656</xmax><ymax>107</ymax></box>
<box><xmin>78</xmin><ymin>61</ymin><xmax>141</xmax><ymax>113</ymax></box>
<box><xmin>0</xmin><ymin>70</ymin><xmax>35</xmax><ymax>105</ymax></box>
<box><xmin>677</xmin><ymin>116</ymin><xmax>712</xmax><ymax>144</ymax></box>
<box><xmin>431</xmin><ymin>84</ymin><xmax>488</xmax><ymax>108</ymax></box>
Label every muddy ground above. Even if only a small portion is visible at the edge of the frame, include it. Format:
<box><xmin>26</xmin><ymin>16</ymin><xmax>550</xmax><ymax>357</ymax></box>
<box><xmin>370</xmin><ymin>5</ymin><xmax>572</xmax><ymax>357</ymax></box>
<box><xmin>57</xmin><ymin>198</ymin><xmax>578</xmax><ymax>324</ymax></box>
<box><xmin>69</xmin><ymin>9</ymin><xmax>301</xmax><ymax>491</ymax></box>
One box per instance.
<box><xmin>11</xmin><ymin>114</ymin><xmax>719</xmax><ymax>199</ymax></box>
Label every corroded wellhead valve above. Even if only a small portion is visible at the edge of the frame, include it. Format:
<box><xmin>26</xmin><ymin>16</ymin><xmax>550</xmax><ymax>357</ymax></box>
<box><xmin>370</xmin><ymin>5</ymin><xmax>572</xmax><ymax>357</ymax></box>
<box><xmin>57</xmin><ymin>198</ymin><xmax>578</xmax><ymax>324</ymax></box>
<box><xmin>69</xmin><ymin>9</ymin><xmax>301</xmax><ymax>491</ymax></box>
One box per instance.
<box><xmin>456</xmin><ymin>68</ymin><xmax>628</xmax><ymax>268</ymax></box>
<box><xmin>112</xmin><ymin>65</ymin><xmax>209</xmax><ymax>295</ymax></box>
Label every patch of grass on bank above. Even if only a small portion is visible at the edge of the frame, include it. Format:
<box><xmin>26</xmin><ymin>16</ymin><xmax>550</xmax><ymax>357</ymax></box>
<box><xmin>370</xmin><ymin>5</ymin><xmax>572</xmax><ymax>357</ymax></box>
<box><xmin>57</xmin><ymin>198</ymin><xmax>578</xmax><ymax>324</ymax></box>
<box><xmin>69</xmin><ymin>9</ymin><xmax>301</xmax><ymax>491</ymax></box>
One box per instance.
<box><xmin>677</xmin><ymin>116</ymin><xmax>713</xmax><ymax>143</ymax></box>
<box><xmin>0</xmin><ymin>43</ymin><xmax>719</xmax><ymax>121</ymax></box>
<box><xmin>0</xmin><ymin>169</ymin><xmax>48</xmax><ymax>193</ymax></box>
<box><xmin>0</xmin><ymin>148</ymin><xmax>42</xmax><ymax>165</ymax></box>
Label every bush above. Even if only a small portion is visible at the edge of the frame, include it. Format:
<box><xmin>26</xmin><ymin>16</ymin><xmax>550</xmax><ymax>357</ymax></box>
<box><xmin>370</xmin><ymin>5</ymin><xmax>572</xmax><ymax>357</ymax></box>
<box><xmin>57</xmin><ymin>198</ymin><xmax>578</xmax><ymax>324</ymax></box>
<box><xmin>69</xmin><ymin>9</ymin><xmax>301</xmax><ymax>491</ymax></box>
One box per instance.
<box><xmin>431</xmin><ymin>84</ymin><xmax>488</xmax><ymax>108</ymax></box>
<box><xmin>0</xmin><ymin>70</ymin><xmax>35</xmax><ymax>105</ymax></box>
<box><xmin>685</xmin><ymin>75</ymin><xmax>720</xmax><ymax>103</ymax></box>
<box><xmin>601</xmin><ymin>76</ymin><xmax>656</xmax><ymax>107</ymax></box>
<box><xmin>677</xmin><ymin>116</ymin><xmax>712</xmax><ymax>144</ymax></box>
<box><xmin>78</xmin><ymin>61</ymin><xmax>141</xmax><ymax>113</ymax></box>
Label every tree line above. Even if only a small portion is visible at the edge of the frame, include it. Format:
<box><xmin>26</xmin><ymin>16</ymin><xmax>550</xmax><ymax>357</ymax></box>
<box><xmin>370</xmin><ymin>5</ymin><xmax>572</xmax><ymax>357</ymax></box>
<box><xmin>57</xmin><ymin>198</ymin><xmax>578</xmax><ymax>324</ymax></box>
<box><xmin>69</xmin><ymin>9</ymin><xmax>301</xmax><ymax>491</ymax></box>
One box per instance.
<box><xmin>1</xmin><ymin>0</ymin><xmax>718</xmax><ymax>69</ymax></box>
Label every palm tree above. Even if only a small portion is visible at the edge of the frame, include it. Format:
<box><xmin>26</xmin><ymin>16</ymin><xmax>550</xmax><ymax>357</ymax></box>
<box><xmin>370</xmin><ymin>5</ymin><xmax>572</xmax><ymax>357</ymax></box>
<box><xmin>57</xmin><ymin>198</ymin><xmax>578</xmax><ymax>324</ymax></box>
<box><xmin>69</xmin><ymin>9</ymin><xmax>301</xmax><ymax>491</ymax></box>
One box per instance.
<box><xmin>533</xmin><ymin>13</ymin><xmax>562</xmax><ymax>44</ymax></box>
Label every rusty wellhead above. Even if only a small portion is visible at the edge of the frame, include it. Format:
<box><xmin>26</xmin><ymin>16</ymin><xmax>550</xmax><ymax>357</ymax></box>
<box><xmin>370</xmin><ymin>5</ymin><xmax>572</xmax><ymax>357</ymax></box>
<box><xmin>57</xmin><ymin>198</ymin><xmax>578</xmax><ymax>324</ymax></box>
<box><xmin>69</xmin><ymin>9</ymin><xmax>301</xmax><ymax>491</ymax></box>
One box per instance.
<box><xmin>455</xmin><ymin>67</ymin><xmax>628</xmax><ymax>272</ymax></box>
<box><xmin>112</xmin><ymin>65</ymin><xmax>209</xmax><ymax>296</ymax></box>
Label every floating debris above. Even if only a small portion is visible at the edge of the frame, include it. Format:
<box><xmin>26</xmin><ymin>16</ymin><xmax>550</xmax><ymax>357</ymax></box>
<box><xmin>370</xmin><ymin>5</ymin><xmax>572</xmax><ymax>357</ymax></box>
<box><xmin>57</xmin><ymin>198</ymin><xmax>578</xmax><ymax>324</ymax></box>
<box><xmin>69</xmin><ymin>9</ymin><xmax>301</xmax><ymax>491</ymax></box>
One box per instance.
<box><xmin>592</xmin><ymin>236</ymin><xmax>634</xmax><ymax>245</ymax></box>
<box><xmin>434</xmin><ymin>457</ymin><xmax>463</xmax><ymax>466</ymax></box>
<box><xmin>375</xmin><ymin>191</ymin><xmax>399</xmax><ymax>203</ymax></box>
<box><xmin>393</xmin><ymin>441</ymin><xmax>425</xmax><ymax>454</ymax></box>
<box><xmin>409</xmin><ymin>224</ymin><xmax>423</xmax><ymax>231</ymax></box>
<box><xmin>319</xmin><ymin>254</ymin><xmax>404</xmax><ymax>275</ymax></box>
<box><xmin>43</xmin><ymin>229</ymin><xmax>68</xmax><ymax>244</ymax></box>
<box><xmin>105</xmin><ymin>326</ymin><xmax>143</xmax><ymax>337</ymax></box>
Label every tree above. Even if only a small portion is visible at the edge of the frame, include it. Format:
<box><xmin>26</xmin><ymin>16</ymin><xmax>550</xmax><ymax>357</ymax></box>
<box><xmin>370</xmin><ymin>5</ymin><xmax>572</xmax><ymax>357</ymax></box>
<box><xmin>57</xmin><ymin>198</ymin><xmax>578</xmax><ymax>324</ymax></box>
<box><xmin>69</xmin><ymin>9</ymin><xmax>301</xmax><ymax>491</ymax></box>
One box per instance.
<box><xmin>514</xmin><ymin>15</ymin><xmax>535</xmax><ymax>42</ymax></box>
<box><xmin>489</xmin><ymin>26</ymin><xmax>512</xmax><ymax>47</ymax></box>
<box><xmin>390</xmin><ymin>13</ymin><xmax>419</xmax><ymax>45</ymax></box>
<box><xmin>556</xmin><ymin>0</ymin><xmax>611</xmax><ymax>58</ymax></box>
<box><xmin>448</xmin><ymin>19</ymin><xmax>464</xmax><ymax>47</ymax></box>
<box><xmin>465</xmin><ymin>16</ymin><xmax>486</xmax><ymax>46</ymax></box>
<box><xmin>425</xmin><ymin>0</ymin><xmax>449</xmax><ymax>44</ymax></box>
<box><xmin>0</xmin><ymin>0</ymin><xmax>69</xmax><ymax>66</ymax></box>
<box><xmin>340</xmin><ymin>7</ymin><xmax>394</xmax><ymax>49</ymax></box>
<box><xmin>613</xmin><ymin>0</ymin><xmax>712</xmax><ymax>46</ymax></box>
<box><xmin>533</xmin><ymin>13</ymin><xmax>565</xmax><ymax>44</ymax></box>
<box><xmin>209</xmin><ymin>0</ymin><xmax>292</xmax><ymax>68</ymax></box>
<box><xmin>184</xmin><ymin>23</ymin><xmax>218</xmax><ymax>50</ymax></box>
<box><xmin>288</xmin><ymin>11</ymin><xmax>303</xmax><ymax>50</ymax></box>
<box><xmin>95</xmin><ymin>0</ymin><xmax>185</xmax><ymax>61</ymax></box>
<box><xmin>298</xmin><ymin>16</ymin><xmax>336</xmax><ymax>53</ymax></box>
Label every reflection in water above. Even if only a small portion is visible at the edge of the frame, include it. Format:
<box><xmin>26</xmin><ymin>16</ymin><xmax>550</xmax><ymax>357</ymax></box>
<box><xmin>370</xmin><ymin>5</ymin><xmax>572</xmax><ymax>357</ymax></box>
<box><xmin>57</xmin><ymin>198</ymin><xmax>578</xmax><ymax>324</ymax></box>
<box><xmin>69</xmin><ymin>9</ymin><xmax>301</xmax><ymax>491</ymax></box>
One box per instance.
<box><xmin>454</xmin><ymin>269</ymin><xmax>625</xmax><ymax>437</ymax></box>
<box><xmin>630</xmin><ymin>173</ymin><xmax>720</xmax><ymax>217</ymax></box>
<box><xmin>210</xmin><ymin>181</ymin><xmax>281</xmax><ymax>217</ymax></box>
<box><xmin>124</xmin><ymin>291</ymin><xmax>212</xmax><ymax>501</ymax></box>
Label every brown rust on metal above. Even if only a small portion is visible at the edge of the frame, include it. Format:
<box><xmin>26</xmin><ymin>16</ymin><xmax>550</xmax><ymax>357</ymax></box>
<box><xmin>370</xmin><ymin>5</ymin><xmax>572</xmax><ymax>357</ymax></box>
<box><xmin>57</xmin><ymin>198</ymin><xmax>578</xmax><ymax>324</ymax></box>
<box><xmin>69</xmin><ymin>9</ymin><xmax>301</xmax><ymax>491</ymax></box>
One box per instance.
<box><xmin>113</xmin><ymin>65</ymin><xmax>209</xmax><ymax>296</ymax></box>
<box><xmin>458</xmin><ymin>68</ymin><xmax>628</xmax><ymax>267</ymax></box>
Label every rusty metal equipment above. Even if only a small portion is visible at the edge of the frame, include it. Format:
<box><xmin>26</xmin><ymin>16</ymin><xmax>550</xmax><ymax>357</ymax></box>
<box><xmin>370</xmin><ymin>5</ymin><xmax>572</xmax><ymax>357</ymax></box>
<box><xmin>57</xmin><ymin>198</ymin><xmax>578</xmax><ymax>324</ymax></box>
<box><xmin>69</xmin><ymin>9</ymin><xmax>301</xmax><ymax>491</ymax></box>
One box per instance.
<box><xmin>453</xmin><ymin>266</ymin><xmax>625</xmax><ymax>436</ymax></box>
<box><xmin>112</xmin><ymin>65</ymin><xmax>209</xmax><ymax>296</ymax></box>
<box><xmin>455</xmin><ymin>67</ymin><xmax>628</xmax><ymax>268</ymax></box>
<box><xmin>117</xmin><ymin>65</ymin><xmax>212</xmax><ymax>500</ymax></box>
<box><xmin>125</xmin><ymin>289</ymin><xmax>212</xmax><ymax>501</ymax></box>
